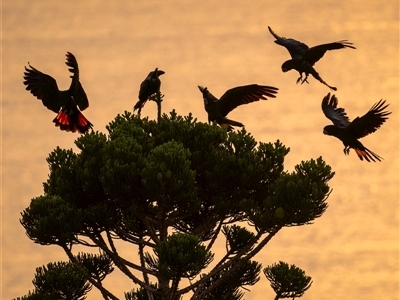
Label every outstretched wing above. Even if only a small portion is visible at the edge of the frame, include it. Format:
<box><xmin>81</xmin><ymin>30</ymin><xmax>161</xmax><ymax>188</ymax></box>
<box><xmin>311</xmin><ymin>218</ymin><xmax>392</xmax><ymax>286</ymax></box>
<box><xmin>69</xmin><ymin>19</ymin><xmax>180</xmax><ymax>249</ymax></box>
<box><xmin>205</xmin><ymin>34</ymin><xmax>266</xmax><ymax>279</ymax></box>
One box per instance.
<box><xmin>23</xmin><ymin>64</ymin><xmax>61</xmax><ymax>113</ymax></box>
<box><xmin>268</xmin><ymin>26</ymin><xmax>309</xmax><ymax>60</ymax></box>
<box><xmin>218</xmin><ymin>84</ymin><xmax>278</xmax><ymax>117</ymax></box>
<box><xmin>321</xmin><ymin>93</ymin><xmax>351</xmax><ymax>128</ymax></box>
<box><xmin>303</xmin><ymin>40</ymin><xmax>355</xmax><ymax>66</ymax></box>
<box><xmin>66</xmin><ymin>52</ymin><xmax>89</xmax><ymax>111</ymax></box>
<box><xmin>347</xmin><ymin>100</ymin><xmax>391</xmax><ymax>139</ymax></box>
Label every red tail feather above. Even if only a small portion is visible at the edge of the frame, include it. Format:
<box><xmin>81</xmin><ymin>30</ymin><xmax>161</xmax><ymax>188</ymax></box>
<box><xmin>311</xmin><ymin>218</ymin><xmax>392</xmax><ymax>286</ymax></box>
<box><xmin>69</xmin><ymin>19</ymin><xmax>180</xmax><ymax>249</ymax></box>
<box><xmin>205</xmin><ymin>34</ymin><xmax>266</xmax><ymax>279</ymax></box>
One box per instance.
<box><xmin>53</xmin><ymin>108</ymin><xmax>93</xmax><ymax>134</ymax></box>
<box><xmin>354</xmin><ymin>148</ymin><xmax>382</xmax><ymax>162</ymax></box>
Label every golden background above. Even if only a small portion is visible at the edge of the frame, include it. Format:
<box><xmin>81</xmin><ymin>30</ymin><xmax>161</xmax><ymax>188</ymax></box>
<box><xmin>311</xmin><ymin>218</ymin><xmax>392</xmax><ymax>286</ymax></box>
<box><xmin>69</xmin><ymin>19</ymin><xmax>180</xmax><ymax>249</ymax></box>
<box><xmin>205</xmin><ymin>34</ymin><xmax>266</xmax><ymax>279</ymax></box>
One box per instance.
<box><xmin>2</xmin><ymin>1</ymin><xmax>399</xmax><ymax>299</ymax></box>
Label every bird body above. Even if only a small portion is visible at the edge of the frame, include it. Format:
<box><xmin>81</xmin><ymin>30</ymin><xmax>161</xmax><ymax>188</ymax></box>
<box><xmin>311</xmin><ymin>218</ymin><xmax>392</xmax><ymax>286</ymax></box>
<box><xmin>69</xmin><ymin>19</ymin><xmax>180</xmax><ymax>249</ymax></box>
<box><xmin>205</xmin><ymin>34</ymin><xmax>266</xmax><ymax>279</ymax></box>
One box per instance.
<box><xmin>321</xmin><ymin>93</ymin><xmax>391</xmax><ymax>162</ymax></box>
<box><xmin>268</xmin><ymin>26</ymin><xmax>355</xmax><ymax>91</ymax></box>
<box><xmin>198</xmin><ymin>84</ymin><xmax>278</xmax><ymax>131</ymax></box>
<box><xmin>134</xmin><ymin>68</ymin><xmax>165</xmax><ymax>114</ymax></box>
<box><xmin>23</xmin><ymin>52</ymin><xmax>93</xmax><ymax>133</ymax></box>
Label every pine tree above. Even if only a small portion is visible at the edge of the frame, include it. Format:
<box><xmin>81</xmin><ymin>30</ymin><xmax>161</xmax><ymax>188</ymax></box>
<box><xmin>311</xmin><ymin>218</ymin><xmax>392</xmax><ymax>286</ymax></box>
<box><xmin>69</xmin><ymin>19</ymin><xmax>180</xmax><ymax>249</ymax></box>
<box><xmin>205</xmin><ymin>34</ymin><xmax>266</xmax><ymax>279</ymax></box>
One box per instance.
<box><xmin>16</xmin><ymin>93</ymin><xmax>334</xmax><ymax>300</ymax></box>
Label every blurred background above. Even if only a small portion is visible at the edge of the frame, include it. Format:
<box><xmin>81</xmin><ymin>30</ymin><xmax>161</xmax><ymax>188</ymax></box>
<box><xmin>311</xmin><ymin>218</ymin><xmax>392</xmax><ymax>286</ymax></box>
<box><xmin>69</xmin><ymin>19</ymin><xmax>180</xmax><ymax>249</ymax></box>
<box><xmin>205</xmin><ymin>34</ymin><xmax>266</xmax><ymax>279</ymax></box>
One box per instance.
<box><xmin>2</xmin><ymin>1</ymin><xmax>399</xmax><ymax>299</ymax></box>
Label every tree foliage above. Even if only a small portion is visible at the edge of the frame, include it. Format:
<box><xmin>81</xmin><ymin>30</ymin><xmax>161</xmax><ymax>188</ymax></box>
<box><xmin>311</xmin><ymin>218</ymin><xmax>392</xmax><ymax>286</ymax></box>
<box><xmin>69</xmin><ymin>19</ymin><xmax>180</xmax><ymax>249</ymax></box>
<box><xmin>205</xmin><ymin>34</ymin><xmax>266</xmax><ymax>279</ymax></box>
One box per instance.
<box><xmin>16</xmin><ymin>108</ymin><xmax>334</xmax><ymax>300</ymax></box>
<box><xmin>264</xmin><ymin>261</ymin><xmax>313</xmax><ymax>299</ymax></box>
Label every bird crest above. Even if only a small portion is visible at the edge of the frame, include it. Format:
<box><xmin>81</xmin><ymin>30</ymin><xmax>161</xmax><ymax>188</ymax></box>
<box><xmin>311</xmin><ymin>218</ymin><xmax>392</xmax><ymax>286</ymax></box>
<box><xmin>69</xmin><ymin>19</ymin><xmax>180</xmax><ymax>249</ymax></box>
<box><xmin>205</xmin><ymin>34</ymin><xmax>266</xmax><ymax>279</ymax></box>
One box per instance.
<box><xmin>198</xmin><ymin>86</ymin><xmax>211</xmax><ymax>105</ymax></box>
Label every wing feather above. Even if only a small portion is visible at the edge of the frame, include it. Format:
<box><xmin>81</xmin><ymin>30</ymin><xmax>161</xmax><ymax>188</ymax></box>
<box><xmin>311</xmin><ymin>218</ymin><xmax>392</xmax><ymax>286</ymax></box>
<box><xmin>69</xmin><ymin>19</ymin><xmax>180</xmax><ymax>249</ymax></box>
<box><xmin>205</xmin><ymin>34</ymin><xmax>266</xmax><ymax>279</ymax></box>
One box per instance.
<box><xmin>23</xmin><ymin>64</ymin><xmax>61</xmax><ymax>113</ymax></box>
<box><xmin>218</xmin><ymin>84</ymin><xmax>278</xmax><ymax>117</ymax></box>
<box><xmin>66</xmin><ymin>52</ymin><xmax>89</xmax><ymax>111</ymax></box>
<box><xmin>268</xmin><ymin>26</ymin><xmax>309</xmax><ymax>60</ymax></box>
<box><xmin>321</xmin><ymin>93</ymin><xmax>351</xmax><ymax>128</ymax></box>
<box><xmin>303</xmin><ymin>40</ymin><xmax>356</xmax><ymax>65</ymax></box>
<box><xmin>347</xmin><ymin>100</ymin><xmax>391</xmax><ymax>139</ymax></box>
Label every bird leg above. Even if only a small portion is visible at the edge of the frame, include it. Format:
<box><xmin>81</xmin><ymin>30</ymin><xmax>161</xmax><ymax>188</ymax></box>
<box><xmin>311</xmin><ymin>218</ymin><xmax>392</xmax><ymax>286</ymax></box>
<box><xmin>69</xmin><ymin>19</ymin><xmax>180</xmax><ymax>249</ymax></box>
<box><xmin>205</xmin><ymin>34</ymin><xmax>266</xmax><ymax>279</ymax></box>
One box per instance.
<box><xmin>296</xmin><ymin>73</ymin><xmax>303</xmax><ymax>84</ymax></box>
<box><xmin>296</xmin><ymin>72</ymin><xmax>309</xmax><ymax>85</ymax></box>
<box><xmin>343</xmin><ymin>146</ymin><xmax>351</xmax><ymax>156</ymax></box>
<box><xmin>301</xmin><ymin>74</ymin><xmax>309</xmax><ymax>85</ymax></box>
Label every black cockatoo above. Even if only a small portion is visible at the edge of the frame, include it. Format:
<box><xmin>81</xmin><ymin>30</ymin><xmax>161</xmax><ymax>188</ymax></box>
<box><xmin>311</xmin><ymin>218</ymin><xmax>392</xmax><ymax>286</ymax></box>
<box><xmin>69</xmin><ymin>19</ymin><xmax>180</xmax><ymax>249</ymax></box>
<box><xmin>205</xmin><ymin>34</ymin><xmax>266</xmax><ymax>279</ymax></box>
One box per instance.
<box><xmin>322</xmin><ymin>93</ymin><xmax>391</xmax><ymax>162</ymax></box>
<box><xmin>134</xmin><ymin>68</ymin><xmax>165</xmax><ymax>114</ymax></box>
<box><xmin>23</xmin><ymin>52</ymin><xmax>93</xmax><ymax>133</ymax></box>
<box><xmin>198</xmin><ymin>84</ymin><xmax>278</xmax><ymax>131</ymax></box>
<box><xmin>268</xmin><ymin>26</ymin><xmax>355</xmax><ymax>91</ymax></box>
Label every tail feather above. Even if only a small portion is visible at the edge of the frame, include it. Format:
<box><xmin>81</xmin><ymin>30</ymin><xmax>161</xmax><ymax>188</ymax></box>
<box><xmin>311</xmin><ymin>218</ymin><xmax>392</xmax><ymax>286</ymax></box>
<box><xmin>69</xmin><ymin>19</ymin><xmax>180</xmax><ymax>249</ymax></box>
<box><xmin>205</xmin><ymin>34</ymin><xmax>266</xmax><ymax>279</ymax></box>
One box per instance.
<box><xmin>311</xmin><ymin>70</ymin><xmax>337</xmax><ymax>91</ymax></box>
<box><xmin>53</xmin><ymin>107</ymin><xmax>93</xmax><ymax>134</ymax></box>
<box><xmin>133</xmin><ymin>100</ymin><xmax>146</xmax><ymax>114</ymax></box>
<box><xmin>219</xmin><ymin>118</ymin><xmax>244</xmax><ymax>131</ymax></box>
<box><xmin>220</xmin><ymin>123</ymin><xmax>235</xmax><ymax>131</ymax></box>
<box><xmin>354</xmin><ymin>147</ymin><xmax>382</xmax><ymax>162</ymax></box>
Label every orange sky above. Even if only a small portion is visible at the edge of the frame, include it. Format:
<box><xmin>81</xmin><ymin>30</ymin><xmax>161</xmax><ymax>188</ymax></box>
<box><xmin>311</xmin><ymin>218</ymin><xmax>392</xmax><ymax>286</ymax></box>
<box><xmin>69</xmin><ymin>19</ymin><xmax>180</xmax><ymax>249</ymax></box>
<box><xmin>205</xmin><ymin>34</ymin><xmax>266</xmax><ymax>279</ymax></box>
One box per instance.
<box><xmin>2</xmin><ymin>1</ymin><xmax>399</xmax><ymax>299</ymax></box>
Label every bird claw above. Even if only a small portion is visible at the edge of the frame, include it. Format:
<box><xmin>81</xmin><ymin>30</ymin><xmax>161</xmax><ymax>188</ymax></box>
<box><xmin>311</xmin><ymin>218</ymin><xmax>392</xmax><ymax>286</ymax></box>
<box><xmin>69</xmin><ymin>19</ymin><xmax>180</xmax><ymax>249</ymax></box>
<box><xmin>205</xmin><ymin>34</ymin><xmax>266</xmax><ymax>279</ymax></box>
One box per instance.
<box><xmin>296</xmin><ymin>75</ymin><xmax>309</xmax><ymax>85</ymax></box>
<box><xmin>343</xmin><ymin>147</ymin><xmax>350</xmax><ymax>156</ymax></box>
<box><xmin>301</xmin><ymin>78</ymin><xmax>309</xmax><ymax>85</ymax></box>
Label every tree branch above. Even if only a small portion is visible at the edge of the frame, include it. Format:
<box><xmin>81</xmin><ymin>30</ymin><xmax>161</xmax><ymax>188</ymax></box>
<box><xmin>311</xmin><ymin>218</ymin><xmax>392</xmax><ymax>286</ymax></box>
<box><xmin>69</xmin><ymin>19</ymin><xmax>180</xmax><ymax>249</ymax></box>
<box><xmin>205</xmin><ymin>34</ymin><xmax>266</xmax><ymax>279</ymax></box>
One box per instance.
<box><xmin>114</xmin><ymin>226</ymin><xmax>156</xmax><ymax>247</ymax></box>
<box><xmin>192</xmin><ymin>226</ymin><xmax>282</xmax><ymax>299</ymax></box>
<box><xmin>179</xmin><ymin>226</ymin><xmax>281</xmax><ymax>299</ymax></box>
<box><xmin>141</xmin><ymin>215</ymin><xmax>161</xmax><ymax>245</ymax></box>
<box><xmin>61</xmin><ymin>244</ymin><xmax>119</xmax><ymax>300</ymax></box>
<box><xmin>205</xmin><ymin>219</ymin><xmax>224</xmax><ymax>253</ymax></box>
<box><xmin>104</xmin><ymin>230</ymin><xmax>157</xmax><ymax>292</ymax></box>
<box><xmin>84</xmin><ymin>230</ymin><xmax>158</xmax><ymax>286</ymax></box>
<box><xmin>138</xmin><ymin>235</ymin><xmax>155</xmax><ymax>300</ymax></box>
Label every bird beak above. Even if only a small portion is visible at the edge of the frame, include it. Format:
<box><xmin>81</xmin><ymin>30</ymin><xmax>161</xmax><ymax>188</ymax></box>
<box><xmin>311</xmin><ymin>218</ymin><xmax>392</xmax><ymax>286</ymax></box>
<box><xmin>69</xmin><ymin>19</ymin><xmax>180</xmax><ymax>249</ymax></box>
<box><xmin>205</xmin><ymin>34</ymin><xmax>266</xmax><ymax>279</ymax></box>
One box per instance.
<box><xmin>153</xmin><ymin>68</ymin><xmax>165</xmax><ymax>76</ymax></box>
<box><xmin>198</xmin><ymin>86</ymin><xmax>205</xmax><ymax>93</ymax></box>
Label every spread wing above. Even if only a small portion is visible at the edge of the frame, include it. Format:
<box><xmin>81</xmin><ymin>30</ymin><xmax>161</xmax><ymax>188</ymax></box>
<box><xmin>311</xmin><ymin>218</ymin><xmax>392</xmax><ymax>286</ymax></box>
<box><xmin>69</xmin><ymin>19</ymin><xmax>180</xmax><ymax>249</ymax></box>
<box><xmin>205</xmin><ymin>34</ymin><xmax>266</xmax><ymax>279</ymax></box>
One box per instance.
<box><xmin>321</xmin><ymin>93</ymin><xmax>351</xmax><ymax>128</ymax></box>
<box><xmin>23</xmin><ymin>64</ymin><xmax>61</xmax><ymax>113</ymax></box>
<box><xmin>347</xmin><ymin>100</ymin><xmax>391</xmax><ymax>139</ymax></box>
<box><xmin>66</xmin><ymin>52</ymin><xmax>89</xmax><ymax>111</ymax></box>
<box><xmin>303</xmin><ymin>40</ymin><xmax>356</xmax><ymax>66</ymax></box>
<box><xmin>268</xmin><ymin>26</ymin><xmax>309</xmax><ymax>60</ymax></box>
<box><xmin>218</xmin><ymin>84</ymin><xmax>278</xmax><ymax>117</ymax></box>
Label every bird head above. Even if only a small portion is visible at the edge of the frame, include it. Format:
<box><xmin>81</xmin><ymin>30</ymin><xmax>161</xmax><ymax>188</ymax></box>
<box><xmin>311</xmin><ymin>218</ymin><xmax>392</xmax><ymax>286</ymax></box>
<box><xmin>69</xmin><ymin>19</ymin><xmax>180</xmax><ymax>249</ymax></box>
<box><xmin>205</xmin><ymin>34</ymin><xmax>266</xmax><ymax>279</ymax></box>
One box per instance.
<box><xmin>198</xmin><ymin>86</ymin><xmax>210</xmax><ymax>105</ymax></box>
<box><xmin>198</xmin><ymin>86</ymin><xmax>208</xmax><ymax>94</ymax></box>
<box><xmin>148</xmin><ymin>68</ymin><xmax>165</xmax><ymax>81</ymax></box>
<box><xmin>323</xmin><ymin>125</ymin><xmax>335</xmax><ymax>136</ymax></box>
<box><xmin>155</xmin><ymin>68</ymin><xmax>165</xmax><ymax>77</ymax></box>
<box><xmin>281</xmin><ymin>60</ymin><xmax>294</xmax><ymax>72</ymax></box>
